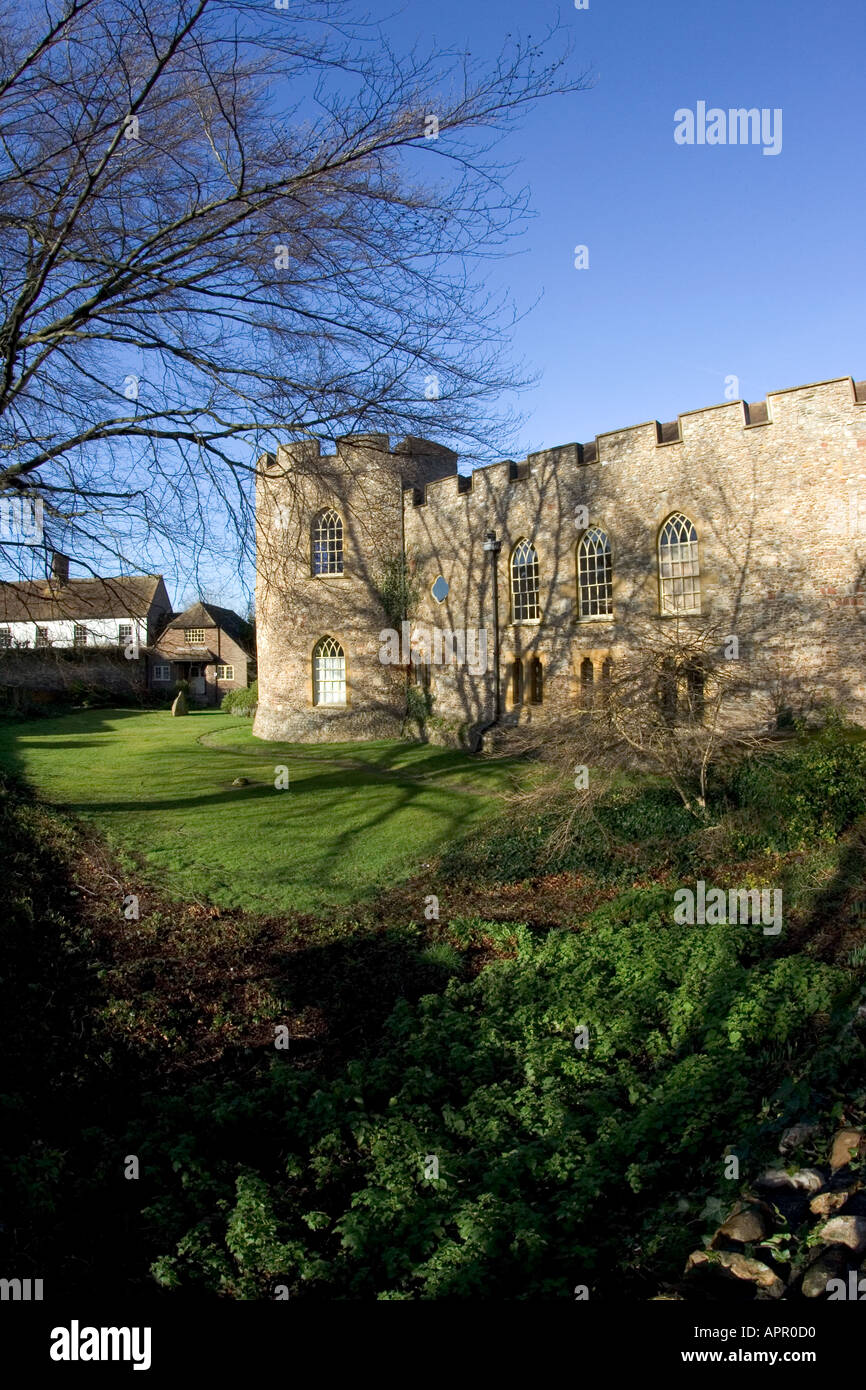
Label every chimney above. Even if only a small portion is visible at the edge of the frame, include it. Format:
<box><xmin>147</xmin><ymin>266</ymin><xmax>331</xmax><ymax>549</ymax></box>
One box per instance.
<box><xmin>51</xmin><ymin>552</ymin><xmax>70</xmax><ymax>584</ymax></box>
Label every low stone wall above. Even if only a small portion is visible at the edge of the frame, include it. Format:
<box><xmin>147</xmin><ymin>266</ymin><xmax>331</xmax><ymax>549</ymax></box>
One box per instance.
<box><xmin>253</xmin><ymin>699</ymin><xmax>402</xmax><ymax>743</ymax></box>
<box><xmin>0</xmin><ymin>648</ymin><xmax>146</xmax><ymax>700</ymax></box>
<box><xmin>667</xmin><ymin>1123</ymin><xmax>866</xmax><ymax>1301</ymax></box>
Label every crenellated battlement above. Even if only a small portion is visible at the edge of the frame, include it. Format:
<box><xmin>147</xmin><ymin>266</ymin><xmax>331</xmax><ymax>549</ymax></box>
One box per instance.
<box><xmin>402</xmin><ymin>374</ymin><xmax>866</xmax><ymax>508</ymax></box>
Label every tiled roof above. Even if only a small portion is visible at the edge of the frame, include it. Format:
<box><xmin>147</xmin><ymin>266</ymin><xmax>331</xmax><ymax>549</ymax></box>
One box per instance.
<box><xmin>151</xmin><ymin>645</ymin><xmax>220</xmax><ymax>662</ymax></box>
<box><xmin>163</xmin><ymin>601</ymin><xmax>252</xmax><ymax>652</ymax></box>
<box><xmin>0</xmin><ymin>574</ymin><xmax>165</xmax><ymax>623</ymax></box>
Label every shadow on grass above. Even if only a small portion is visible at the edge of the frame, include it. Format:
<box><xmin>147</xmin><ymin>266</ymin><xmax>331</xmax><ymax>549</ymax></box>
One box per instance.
<box><xmin>0</xmin><ymin>768</ymin><xmax>465</xmax><ymax>1299</ymax></box>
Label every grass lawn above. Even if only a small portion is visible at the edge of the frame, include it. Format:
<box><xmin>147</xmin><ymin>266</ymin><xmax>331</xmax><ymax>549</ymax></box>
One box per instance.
<box><xmin>0</xmin><ymin>708</ymin><xmax>518</xmax><ymax>912</ymax></box>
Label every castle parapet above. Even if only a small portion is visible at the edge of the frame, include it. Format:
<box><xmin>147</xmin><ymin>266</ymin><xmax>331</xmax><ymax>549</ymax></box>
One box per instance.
<box><xmin>394</xmin><ymin>436</ymin><xmax>458</xmax><ymax>490</ymax></box>
<box><xmin>336</xmin><ymin>432</ymin><xmax>390</xmax><ymax>457</ymax></box>
<box><xmin>656</xmin><ymin>419</ymin><xmax>682</xmax><ymax>445</ymax></box>
<box><xmin>273</xmin><ymin>437</ymin><xmax>321</xmax><ymax>469</ymax></box>
<box><xmin>744</xmin><ymin>400</ymin><xmax>770</xmax><ymax>426</ymax></box>
<box><xmin>271</xmin><ymin>375</ymin><xmax>865</xmax><ymax>500</ymax></box>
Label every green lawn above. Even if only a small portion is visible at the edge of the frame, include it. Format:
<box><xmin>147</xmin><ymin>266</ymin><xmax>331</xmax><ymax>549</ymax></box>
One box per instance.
<box><xmin>0</xmin><ymin>709</ymin><xmax>516</xmax><ymax>912</ymax></box>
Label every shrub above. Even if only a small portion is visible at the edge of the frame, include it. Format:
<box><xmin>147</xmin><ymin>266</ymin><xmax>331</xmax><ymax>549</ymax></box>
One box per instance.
<box><xmin>146</xmin><ymin>894</ymin><xmax>858</xmax><ymax>1300</ymax></box>
<box><xmin>405</xmin><ymin>683</ymin><xmax>432</xmax><ymax>728</ymax></box>
<box><xmin>439</xmin><ymin>783</ymin><xmax>696</xmax><ymax>886</ymax></box>
<box><xmin>221</xmin><ymin>681</ymin><xmax>258</xmax><ymax>716</ymax></box>
<box><xmin>729</xmin><ymin>716</ymin><xmax>866</xmax><ymax>852</ymax></box>
<box><xmin>377</xmin><ymin>552</ymin><xmax>420</xmax><ymax>630</ymax></box>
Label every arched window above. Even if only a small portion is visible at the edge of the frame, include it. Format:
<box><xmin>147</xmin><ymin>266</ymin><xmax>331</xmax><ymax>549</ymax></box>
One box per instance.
<box><xmin>580</xmin><ymin>656</ymin><xmax>594</xmax><ymax>708</ymax></box>
<box><xmin>529</xmin><ymin>657</ymin><xmax>543</xmax><ymax>705</ymax></box>
<box><xmin>312</xmin><ymin>509</ymin><xmax>344</xmax><ymax>576</ymax></box>
<box><xmin>658</xmin><ymin>512</ymin><xmax>700</xmax><ymax>614</ymax></box>
<box><xmin>510</xmin><ymin>658</ymin><xmax>523</xmax><ymax>706</ymax></box>
<box><xmin>511</xmin><ymin>540</ymin><xmax>540</xmax><ymax>621</ymax></box>
<box><xmin>577</xmin><ymin>527</ymin><xmax>613</xmax><ymax>617</ymax></box>
<box><xmin>312</xmin><ymin>636</ymin><xmax>346</xmax><ymax>705</ymax></box>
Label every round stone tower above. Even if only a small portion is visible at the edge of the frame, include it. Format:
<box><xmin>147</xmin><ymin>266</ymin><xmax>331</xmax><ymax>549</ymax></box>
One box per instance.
<box><xmin>253</xmin><ymin>432</ymin><xmax>456</xmax><ymax>742</ymax></box>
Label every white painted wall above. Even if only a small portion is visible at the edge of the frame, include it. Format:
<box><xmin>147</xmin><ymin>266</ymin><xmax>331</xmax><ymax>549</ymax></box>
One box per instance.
<box><xmin>0</xmin><ymin>617</ymin><xmax>146</xmax><ymax>649</ymax></box>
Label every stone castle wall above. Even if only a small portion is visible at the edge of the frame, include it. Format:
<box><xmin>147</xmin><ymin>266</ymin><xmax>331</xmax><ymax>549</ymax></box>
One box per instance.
<box><xmin>254</xmin><ymin>433</ymin><xmax>456</xmax><ymax>741</ymax></box>
<box><xmin>254</xmin><ymin>375</ymin><xmax>866</xmax><ymax>744</ymax></box>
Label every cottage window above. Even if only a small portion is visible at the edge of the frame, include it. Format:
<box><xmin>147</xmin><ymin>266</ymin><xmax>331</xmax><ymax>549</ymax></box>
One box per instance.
<box><xmin>73</xmin><ymin>624</ymin><xmax>88</xmax><ymax>646</ymax></box>
<box><xmin>312</xmin><ymin>636</ymin><xmax>346</xmax><ymax>706</ymax></box>
<box><xmin>0</xmin><ymin>628</ymin><xmax>10</xmax><ymax>648</ymax></box>
<box><xmin>312</xmin><ymin>509</ymin><xmax>344</xmax><ymax>576</ymax></box>
<box><xmin>152</xmin><ymin>665</ymin><xmax>171</xmax><ymax>681</ymax></box>
<box><xmin>35</xmin><ymin>626</ymin><xmax>49</xmax><ymax>647</ymax></box>
<box><xmin>511</xmin><ymin>540</ymin><xmax>540</xmax><ymax>621</ymax></box>
<box><xmin>118</xmin><ymin>623</ymin><xmax>133</xmax><ymax>645</ymax></box>
<box><xmin>658</xmin><ymin>513</ymin><xmax>701</xmax><ymax>615</ymax></box>
<box><xmin>577</xmin><ymin>527</ymin><xmax>613</xmax><ymax>617</ymax></box>
<box><xmin>216</xmin><ymin>664</ymin><xmax>235</xmax><ymax>680</ymax></box>
<box><xmin>185</xmin><ymin>628</ymin><xmax>206</xmax><ymax>644</ymax></box>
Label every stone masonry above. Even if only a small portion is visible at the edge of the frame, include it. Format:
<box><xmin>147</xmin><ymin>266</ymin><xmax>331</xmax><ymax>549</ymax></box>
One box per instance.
<box><xmin>253</xmin><ymin>375</ymin><xmax>866</xmax><ymax>745</ymax></box>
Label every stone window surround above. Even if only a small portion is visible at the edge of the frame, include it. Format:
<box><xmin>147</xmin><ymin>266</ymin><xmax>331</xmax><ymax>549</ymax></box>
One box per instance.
<box><xmin>311</xmin><ymin>508</ymin><xmax>345</xmax><ymax>577</ymax></box>
<box><xmin>577</xmin><ymin>527</ymin><xmax>614</xmax><ymax>620</ymax></box>
<box><xmin>312</xmin><ymin>635</ymin><xmax>348</xmax><ymax>707</ymax></box>
<box><xmin>658</xmin><ymin>511</ymin><xmax>702</xmax><ymax>616</ymax></box>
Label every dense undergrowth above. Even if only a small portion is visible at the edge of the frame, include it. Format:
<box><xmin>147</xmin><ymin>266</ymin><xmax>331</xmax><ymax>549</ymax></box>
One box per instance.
<box><xmin>1</xmin><ymin>718</ymin><xmax>865</xmax><ymax>1299</ymax></box>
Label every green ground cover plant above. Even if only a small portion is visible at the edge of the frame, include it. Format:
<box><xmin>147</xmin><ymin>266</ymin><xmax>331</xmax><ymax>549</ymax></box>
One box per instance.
<box><xmin>1</xmin><ymin>710</ymin><xmax>864</xmax><ymax>1300</ymax></box>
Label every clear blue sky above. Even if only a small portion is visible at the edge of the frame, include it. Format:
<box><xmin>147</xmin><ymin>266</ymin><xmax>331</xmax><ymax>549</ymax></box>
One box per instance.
<box><xmin>385</xmin><ymin>0</ymin><xmax>865</xmax><ymax>455</ymax></box>
<box><xmin>14</xmin><ymin>0</ymin><xmax>864</xmax><ymax>610</ymax></box>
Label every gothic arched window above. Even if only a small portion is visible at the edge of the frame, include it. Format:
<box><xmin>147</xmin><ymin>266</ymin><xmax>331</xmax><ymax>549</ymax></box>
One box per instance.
<box><xmin>312</xmin><ymin>509</ymin><xmax>344</xmax><ymax>576</ymax></box>
<box><xmin>312</xmin><ymin>636</ymin><xmax>346</xmax><ymax>705</ymax></box>
<box><xmin>658</xmin><ymin>512</ymin><xmax>700</xmax><ymax>614</ymax></box>
<box><xmin>511</xmin><ymin>540</ymin><xmax>540</xmax><ymax>621</ymax></box>
<box><xmin>577</xmin><ymin>527</ymin><xmax>613</xmax><ymax>617</ymax></box>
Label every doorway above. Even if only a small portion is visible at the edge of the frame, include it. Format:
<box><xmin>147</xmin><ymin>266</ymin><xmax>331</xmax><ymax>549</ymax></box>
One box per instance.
<box><xmin>188</xmin><ymin>664</ymin><xmax>207</xmax><ymax>699</ymax></box>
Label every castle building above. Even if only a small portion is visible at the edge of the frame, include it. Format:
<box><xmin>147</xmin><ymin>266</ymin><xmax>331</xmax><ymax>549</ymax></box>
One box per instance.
<box><xmin>253</xmin><ymin>374</ymin><xmax>866</xmax><ymax>746</ymax></box>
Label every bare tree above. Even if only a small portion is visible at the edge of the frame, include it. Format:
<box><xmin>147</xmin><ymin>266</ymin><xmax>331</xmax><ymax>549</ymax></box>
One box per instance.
<box><xmin>0</xmin><ymin>0</ymin><xmax>590</xmax><ymax>585</ymax></box>
<box><xmin>507</xmin><ymin>620</ymin><xmax>770</xmax><ymax>861</ymax></box>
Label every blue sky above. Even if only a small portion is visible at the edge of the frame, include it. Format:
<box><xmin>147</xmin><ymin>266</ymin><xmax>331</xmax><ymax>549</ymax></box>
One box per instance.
<box><xmin>383</xmin><ymin>0</ymin><xmax>865</xmax><ymax>455</ymax></box>
<box><xmin>11</xmin><ymin>0</ymin><xmax>864</xmax><ymax>610</ymax></box>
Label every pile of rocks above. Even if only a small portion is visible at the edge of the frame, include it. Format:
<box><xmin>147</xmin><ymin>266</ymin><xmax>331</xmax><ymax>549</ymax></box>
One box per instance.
<box><xmin>682</xmin><ymin>1127</ymin><xmax>866</xmax><ymax>1300</ymax></box>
